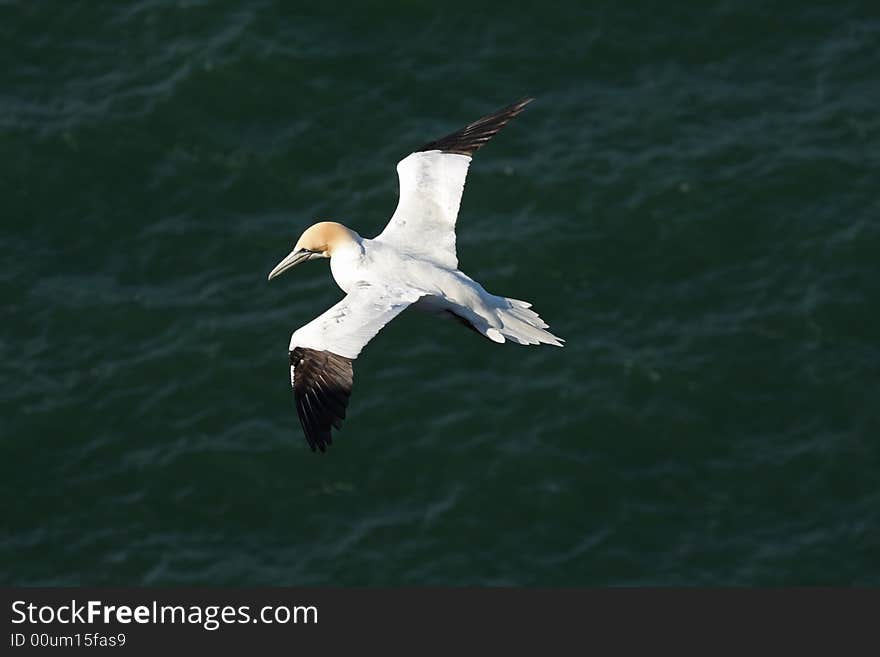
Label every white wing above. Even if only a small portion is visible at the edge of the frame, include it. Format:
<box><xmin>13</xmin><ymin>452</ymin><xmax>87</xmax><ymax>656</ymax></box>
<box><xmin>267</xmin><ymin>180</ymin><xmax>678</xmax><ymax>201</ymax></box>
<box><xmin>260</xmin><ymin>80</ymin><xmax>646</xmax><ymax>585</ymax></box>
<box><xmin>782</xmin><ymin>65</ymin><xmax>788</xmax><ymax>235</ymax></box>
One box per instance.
<box><xmin>287</xmin><ymin>282</ymin><xmax>423</xmax><ymax>451</ymax></box>
<box><xmin>289</xmin><ymin>282</ymin><xmax>423</xmax><ymax>359</ymax></box>
<box><xmin>379</xmin><ymin>151</ymin><xmax>471</xmax><ymax>269</ymax></box>
<box><xmin>377</xmin><ymin>98</ymin><xmax>534</xmax><ymax>270</ymax></box>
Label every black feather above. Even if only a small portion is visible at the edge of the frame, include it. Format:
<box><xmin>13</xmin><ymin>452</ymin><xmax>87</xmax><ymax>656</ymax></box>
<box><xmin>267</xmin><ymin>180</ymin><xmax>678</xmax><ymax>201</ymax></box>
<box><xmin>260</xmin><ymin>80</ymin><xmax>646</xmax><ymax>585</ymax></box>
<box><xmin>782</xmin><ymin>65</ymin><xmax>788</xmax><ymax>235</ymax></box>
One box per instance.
<box><xmin>417</xmin><ymin>97</ymin><xmax>534</xmax><ymax>156</ymax></box>
<box><xmin>289</xmin><ymin>347</ymin><xmax>354</xmax><ymax>452</ymax></box>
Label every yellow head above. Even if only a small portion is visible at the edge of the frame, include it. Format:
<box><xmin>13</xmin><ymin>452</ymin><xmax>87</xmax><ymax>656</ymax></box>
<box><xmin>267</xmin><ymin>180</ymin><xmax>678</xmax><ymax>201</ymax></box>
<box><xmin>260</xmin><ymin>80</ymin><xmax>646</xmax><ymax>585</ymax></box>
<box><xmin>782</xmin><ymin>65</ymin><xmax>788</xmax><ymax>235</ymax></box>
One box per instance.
<box><xmin>267</xmin><ymin>222</ymin><xmax>359</xmax><ymax>281</ymax></box>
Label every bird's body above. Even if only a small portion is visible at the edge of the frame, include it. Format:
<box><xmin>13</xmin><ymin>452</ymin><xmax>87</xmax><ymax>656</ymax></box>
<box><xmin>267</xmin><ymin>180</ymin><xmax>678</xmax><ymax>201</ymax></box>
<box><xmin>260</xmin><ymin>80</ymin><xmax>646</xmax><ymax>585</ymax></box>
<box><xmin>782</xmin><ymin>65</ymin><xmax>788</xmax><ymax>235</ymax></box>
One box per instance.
<box><xmin>317</xmin><ymin>232</ymin><xmax>559</xmax><ymax>350</ymax></box>
<box><xmin>268</xmin><ymin>98</ymin><xmax>563</xmax><ymax>451</ymax></box>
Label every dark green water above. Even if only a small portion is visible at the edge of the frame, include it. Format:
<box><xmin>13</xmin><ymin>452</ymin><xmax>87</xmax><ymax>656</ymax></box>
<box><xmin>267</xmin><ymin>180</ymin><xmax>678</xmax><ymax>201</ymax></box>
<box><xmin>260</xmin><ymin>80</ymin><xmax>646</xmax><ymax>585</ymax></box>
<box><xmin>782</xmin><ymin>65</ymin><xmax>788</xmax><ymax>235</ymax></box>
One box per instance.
<box><xmin>2</xmin><ymin>1</ymin><xmax>879</xmax><ymax>585</ymax></box>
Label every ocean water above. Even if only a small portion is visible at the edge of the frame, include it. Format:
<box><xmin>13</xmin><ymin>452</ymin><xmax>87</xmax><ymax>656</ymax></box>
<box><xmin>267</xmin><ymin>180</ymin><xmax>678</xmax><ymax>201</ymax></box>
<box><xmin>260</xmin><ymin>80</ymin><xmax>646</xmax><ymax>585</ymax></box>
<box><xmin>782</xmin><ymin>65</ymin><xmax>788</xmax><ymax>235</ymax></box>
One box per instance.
<box><xmin>2</xmin><ymin>1</ymin><xmax>879</xmax><ymax>585</ymax></box>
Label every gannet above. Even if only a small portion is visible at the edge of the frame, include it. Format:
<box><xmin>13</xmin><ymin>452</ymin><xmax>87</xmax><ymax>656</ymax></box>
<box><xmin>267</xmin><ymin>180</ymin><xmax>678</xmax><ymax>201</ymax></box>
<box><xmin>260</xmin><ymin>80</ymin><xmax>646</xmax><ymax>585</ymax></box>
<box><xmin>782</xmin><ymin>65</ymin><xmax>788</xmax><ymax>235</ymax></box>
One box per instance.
<box><xmin>268</xmin><ymin>98</ymin><xmax>563</xmax><ymax>452</ymax></box>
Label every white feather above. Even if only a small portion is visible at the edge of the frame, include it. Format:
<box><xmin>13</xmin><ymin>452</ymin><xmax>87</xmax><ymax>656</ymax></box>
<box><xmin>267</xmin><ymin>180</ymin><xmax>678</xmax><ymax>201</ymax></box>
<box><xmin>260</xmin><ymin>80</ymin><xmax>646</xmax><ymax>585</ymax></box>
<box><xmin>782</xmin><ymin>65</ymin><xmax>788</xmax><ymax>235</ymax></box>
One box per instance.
<box><xmin>289</xmin><ymin>281</ymin><xmax>423</xmax><ymax>359</ymax></box>
<box><xmin>377</xmin><ymin>151</ymin><xmax>472</xmax><ymax>269</ymax></box>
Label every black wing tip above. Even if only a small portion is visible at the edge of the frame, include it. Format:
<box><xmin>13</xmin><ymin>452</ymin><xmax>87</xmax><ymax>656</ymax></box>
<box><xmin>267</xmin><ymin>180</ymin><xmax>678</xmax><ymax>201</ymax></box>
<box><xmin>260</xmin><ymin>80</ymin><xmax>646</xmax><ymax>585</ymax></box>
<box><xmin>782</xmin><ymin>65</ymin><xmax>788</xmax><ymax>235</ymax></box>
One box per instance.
<box><xmin>417</xmin><ymin>96</ymin><xmax>536</xmax><ymax>157</ymax></box>
<box><xmin>290</xmin><ymin>347</ymin><xmax>354</xmax><ymax>454</ymax></box>
<box><xmin>511</xmin><ymin>96</ymin><xmax>536</xmax><ymax>109</ymax></box>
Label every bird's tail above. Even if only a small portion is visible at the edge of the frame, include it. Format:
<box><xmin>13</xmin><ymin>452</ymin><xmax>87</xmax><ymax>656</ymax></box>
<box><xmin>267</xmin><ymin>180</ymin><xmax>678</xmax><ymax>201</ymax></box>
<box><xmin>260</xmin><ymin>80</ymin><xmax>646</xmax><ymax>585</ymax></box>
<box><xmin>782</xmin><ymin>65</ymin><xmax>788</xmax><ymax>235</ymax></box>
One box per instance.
<box><xmin>485</xmin><ymin>297</ymin><xmax>564</xmax><ymax>347</ymax></box>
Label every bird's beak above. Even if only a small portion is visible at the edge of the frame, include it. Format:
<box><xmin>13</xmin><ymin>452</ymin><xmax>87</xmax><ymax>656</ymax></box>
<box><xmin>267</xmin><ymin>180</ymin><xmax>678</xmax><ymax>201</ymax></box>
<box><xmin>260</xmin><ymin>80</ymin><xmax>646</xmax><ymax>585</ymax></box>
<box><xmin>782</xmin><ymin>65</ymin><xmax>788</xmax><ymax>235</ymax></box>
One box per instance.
<box><xmin>267</xmin><ymin>248</ymin><xmax>313</xmax><ymax>281</ymax></box>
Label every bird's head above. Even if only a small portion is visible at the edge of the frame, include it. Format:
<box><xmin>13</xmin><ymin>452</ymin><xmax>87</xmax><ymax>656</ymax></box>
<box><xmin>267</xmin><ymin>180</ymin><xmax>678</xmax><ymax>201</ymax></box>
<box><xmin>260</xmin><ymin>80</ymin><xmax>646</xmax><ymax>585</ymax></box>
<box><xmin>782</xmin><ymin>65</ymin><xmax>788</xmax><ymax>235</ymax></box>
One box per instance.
<box><xmin>267</xmin><ymin>221</ymin><xmax>358</xmax><ymax>281</ymax></box>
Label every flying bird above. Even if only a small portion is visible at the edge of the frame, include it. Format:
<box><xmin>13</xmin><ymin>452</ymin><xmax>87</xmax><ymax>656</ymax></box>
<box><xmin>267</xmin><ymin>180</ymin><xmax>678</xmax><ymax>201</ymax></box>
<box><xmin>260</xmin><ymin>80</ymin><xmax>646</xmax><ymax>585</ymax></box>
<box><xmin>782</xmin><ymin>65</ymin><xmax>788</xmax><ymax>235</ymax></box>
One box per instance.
<box><xmin>268</xmin><ymin>98</ymin><xmax>563</xmax><ymax>452</ymax></box>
